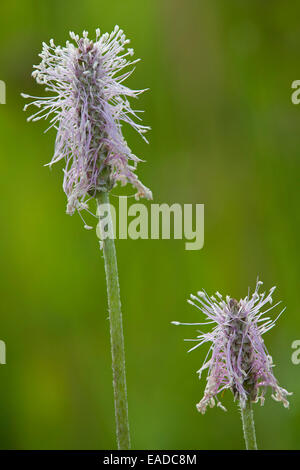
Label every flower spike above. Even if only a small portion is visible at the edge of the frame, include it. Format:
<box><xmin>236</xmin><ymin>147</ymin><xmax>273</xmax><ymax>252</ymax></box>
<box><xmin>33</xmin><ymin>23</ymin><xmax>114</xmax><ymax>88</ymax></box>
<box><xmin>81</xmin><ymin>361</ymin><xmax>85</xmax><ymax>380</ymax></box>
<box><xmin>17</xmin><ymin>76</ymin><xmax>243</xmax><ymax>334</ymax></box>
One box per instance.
<box><xmin>173</xmin><ymin>279</ymin><xmax>292</xmax><ymax>414</ymax></box>
<box><xmin>22</xmin><ymin>28</ymin><xmax>152</xmax><ymax>219</ymax></box>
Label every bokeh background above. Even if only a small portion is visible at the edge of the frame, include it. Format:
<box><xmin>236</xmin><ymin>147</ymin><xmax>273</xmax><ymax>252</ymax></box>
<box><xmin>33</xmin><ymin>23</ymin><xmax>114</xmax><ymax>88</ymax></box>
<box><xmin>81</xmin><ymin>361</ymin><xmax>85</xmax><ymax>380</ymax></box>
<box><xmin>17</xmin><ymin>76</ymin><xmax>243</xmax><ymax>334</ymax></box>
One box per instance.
<box><xmin>0</xmin><ymin>0</ymin><xmax>299</xmax><ymax>450</ymax></box>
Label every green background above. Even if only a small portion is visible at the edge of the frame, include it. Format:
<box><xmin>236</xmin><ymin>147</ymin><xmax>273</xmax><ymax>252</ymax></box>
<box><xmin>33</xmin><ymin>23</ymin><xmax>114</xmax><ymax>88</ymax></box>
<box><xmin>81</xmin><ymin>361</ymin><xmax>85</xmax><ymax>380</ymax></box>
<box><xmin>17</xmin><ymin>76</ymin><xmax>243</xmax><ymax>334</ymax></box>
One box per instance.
<box><xmin>0</xmin><ymin>0</ymin><xmax>299</xmax><ymax>449</ymax></box>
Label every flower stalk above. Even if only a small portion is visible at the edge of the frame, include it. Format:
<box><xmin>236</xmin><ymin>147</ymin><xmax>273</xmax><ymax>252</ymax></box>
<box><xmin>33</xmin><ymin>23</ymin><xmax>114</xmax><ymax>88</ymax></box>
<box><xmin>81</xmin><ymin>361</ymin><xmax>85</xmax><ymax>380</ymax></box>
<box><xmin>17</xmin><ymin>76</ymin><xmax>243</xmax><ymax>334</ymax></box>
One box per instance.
<box><xmin>240</xmin><ymin>399</ymin><xmax>257</xmax><ymax>450</ymax></box>
<box><xmin>97</xmin><ymin>190</ymin><xmax>130</xmax><ymax>450</ymax></box>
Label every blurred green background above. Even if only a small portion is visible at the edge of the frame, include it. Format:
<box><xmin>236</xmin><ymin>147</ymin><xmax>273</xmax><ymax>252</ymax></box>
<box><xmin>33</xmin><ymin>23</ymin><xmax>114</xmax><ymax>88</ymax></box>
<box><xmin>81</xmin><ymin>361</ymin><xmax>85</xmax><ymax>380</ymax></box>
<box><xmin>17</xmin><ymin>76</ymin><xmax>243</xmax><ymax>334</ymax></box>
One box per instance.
<box><xmin>0</xmin><ymin>0</ymin><xmax>299</xmax><ymax>450</ymax></box>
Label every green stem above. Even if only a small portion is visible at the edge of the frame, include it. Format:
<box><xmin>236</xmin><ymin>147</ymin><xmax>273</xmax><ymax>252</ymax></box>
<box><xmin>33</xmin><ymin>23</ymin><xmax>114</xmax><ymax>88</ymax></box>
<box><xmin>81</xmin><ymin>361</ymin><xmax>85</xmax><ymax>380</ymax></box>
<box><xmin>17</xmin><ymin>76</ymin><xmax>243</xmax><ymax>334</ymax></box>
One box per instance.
<box><xmin>240</xmin><ymin>399</ymin><xmax>257</xmax><ymax>450</ymax></box>
<box><xmin>97</xmin><ymin>191</ymin><xmax>131</xmax><ymax>450</ymax></box>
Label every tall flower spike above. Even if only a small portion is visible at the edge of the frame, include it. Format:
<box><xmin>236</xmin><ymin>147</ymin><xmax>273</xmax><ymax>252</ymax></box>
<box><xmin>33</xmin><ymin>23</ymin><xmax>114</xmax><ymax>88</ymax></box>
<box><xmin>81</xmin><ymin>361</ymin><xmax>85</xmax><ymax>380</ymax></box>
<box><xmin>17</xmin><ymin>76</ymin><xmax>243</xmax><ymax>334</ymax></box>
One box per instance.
<box><xmin>22</xmin><ymin>27</ymin><xmax>152</xmax><ymax>219</ymax></box>
<box><xmin>172</xmin><ymin>280</ymin><xmax>292</xmax><ymax>414</ymax></box>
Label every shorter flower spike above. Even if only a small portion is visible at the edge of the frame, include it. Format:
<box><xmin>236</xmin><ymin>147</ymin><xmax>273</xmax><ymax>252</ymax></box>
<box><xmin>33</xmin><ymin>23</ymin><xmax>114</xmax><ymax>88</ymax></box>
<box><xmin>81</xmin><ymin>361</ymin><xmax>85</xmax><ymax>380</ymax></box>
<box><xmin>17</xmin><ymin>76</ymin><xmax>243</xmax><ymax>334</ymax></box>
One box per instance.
<box><xmin>173</xmin><ymin>279</ymin><xmax>292</xmax><ymax>414</ymax></box>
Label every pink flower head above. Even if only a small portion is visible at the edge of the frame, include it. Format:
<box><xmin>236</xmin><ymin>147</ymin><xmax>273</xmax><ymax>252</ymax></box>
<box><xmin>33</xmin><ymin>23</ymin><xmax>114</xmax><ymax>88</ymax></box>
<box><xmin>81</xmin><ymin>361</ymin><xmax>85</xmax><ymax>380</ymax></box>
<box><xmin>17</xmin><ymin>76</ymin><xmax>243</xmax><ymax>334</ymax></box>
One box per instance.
<box><xmin>22</xmin><ymin>27</ymin><xmax>152</xmax><ymax>219</ymax></box>
<box><xmin>172</xmin><ymin>280</ymin><xmax>292</xmax><ymax>413</ymax></box>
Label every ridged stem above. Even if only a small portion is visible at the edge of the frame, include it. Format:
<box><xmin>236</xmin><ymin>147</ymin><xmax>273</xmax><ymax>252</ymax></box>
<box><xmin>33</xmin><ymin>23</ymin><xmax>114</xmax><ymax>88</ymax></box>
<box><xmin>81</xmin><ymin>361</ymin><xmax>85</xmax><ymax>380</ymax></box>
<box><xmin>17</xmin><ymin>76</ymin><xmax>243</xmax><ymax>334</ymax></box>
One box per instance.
<box><xmin>97</xmin><ymin>191</ymin><xmax>131</xmax><ymax>450</ymax></box>
<box><xmin>240</xmin><ymin>399</ymin><xmax>257</xmax><ymax>450</ymax></box>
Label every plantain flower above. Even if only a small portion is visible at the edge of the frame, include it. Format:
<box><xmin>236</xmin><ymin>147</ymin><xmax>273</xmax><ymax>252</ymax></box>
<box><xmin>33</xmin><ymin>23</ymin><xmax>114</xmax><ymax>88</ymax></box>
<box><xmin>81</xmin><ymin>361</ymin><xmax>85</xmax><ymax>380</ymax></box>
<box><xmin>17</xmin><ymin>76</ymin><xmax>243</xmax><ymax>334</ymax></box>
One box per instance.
<box><xmin>172</xmin><ymin>280</ymin><xmax>292</xmax><ymax>414</ymax></box>
<box><xmin>22</xmin><ymin>27</ymin><xmax>152</xmax><ymax>219</ymax></box>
